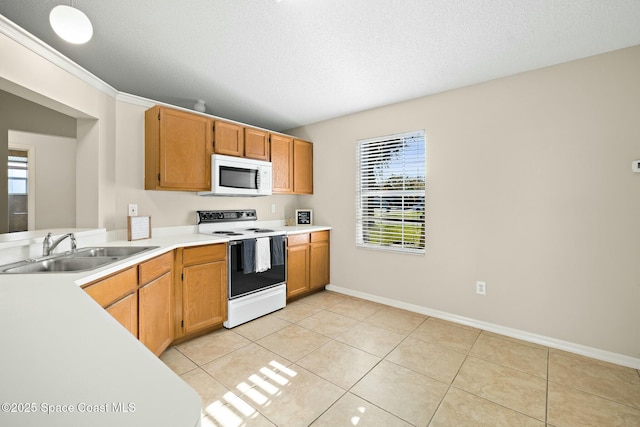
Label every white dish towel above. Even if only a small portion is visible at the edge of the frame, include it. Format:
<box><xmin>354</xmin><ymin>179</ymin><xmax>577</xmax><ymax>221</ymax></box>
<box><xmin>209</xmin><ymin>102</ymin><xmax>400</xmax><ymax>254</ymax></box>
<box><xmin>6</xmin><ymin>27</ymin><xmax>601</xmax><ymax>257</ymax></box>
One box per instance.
<box><xmin>255</xmin><ymin>237</ymin><xmax>271</xmax><ymax>273</ymax></box>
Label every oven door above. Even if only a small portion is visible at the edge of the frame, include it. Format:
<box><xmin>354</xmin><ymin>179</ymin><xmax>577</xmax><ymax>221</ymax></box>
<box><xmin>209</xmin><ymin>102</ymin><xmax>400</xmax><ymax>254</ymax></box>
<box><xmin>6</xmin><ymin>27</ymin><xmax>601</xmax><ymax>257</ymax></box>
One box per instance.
<box><xmin>228</xmin><ymin>236</ymin><xmax>286</xmax><ymax>299</ymax></box>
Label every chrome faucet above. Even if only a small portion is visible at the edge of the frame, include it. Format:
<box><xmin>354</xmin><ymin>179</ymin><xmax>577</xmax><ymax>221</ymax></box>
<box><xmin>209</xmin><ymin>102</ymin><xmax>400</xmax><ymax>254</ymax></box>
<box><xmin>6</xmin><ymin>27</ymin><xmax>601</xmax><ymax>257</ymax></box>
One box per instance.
<box><xmin>42</xmin><ymin>232</ymin><xmax>77</xmax><ymax>256</ymax></box>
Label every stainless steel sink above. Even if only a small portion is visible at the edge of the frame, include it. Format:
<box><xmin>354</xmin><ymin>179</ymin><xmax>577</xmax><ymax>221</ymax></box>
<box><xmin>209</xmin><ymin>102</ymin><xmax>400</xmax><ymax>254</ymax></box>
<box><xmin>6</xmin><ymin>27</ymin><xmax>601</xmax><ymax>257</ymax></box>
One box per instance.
<box><xmin>0</xmin><ymin>246</ymin><xmax>159</xmax><ymax>274</ymax></box>
<box><xmin>72</xmin><ymin>246</ymin><xmax>157</xmax><ymax>258</ymax></box>
<box><xmin>3</xmin><ymin>257</ymin><xmax>118</xmax><ymax>273</ymax></box>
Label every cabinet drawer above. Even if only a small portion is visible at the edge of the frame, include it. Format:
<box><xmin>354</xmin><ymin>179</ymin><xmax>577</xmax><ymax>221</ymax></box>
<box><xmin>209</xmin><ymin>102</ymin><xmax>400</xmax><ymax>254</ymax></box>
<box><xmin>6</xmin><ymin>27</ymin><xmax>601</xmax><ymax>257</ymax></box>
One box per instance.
<box><xmin>84</xmin><ymin>267</ymin><xmax>138</xmax><ymax>308</ymax></box>
<box><xmin>183</xmin><ymin>244</ymin><xmax>226</xmax><ymax>265</ymax></box>
<box><xmin>310</xmin><ymin>231</ymin><xmax>329</xmax><ymax>242</ymax></box>
<box><xmin>139</xmin><ymin>251</ymin><xmax>173</xmax><ymax>284</ymax></box>
<box><xmin>288</xmin><ymin>233</ymin><xmax>310</xmax><ymax>246</ymax></box>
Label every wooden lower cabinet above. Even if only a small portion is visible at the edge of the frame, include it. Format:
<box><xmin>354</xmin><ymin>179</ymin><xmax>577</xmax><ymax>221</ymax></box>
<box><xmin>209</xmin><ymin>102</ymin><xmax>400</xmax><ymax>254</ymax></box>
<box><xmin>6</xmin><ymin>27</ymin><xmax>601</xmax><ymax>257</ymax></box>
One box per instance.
<box><xmin>287</xmin><ymin>239</ymin><xmax>310</xmax><ymax>299</ymax></box>
<box><xmin>310</xmin><ymin>231</ymin><xmax>330</xmax><ymax>290</ymax></box>
<box><xmin>105</xmin><ymin>292</ymin><xmax>138</xmax><ymax>338</ymax></box>
<box><xmin>286</xmin><ymin>231</ymin><xmax>330</xmax><ymax>299</ymax></box>
<box><xmin>84</xmin><ymin>267</ymin><xmax>138</xmax><ymax>336</ymax></box>
<box><xmin>175</xmin><ymin>243</ymin><xmax>227</xmax><ymax>338</ymax></box>
<box><xmin>83</xmin><ymin>252</ymin><xmax>174</xmax><ymax>356</ymax></box>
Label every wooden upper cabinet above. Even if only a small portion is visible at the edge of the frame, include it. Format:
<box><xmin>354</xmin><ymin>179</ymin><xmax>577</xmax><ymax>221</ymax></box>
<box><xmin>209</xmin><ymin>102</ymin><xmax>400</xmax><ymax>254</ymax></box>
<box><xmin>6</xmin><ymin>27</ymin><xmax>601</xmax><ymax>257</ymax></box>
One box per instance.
<box><xmin>145</xmin><ymin>106</ymin><xmax>213</xmax><ymax>191</ymax></box>
<box><xmin>293</xmin><ymin>139</ymin><xmax>313</xmax><ymax>194</ymax></box>
<box><xmin>272</xmin><ymin>136</ymin><xmax>313</xmax><ymax>194</ymax></box>
<box><xmin>214</xmin><ymin>120</ymin><xmax>244</xmax><ymax>157</ymax></box>
<box><xmin>271</xmin><ymin>134</ymin><xmax>294</xmax><ymax>193</ymax></box>
<box><xmin>244</xmin><ymin>128</ymin><xmax>270</xmax><ymax>161</ymax></box>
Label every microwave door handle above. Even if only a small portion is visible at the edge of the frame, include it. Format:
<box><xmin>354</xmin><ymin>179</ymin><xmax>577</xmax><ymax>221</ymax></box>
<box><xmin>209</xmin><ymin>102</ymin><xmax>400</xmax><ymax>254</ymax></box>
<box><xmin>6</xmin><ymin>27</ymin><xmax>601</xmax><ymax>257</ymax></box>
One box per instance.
<box><xmin>255</xmin><ymin>170</ymin><xmax>260</xmax><ymax>189</ymax></box>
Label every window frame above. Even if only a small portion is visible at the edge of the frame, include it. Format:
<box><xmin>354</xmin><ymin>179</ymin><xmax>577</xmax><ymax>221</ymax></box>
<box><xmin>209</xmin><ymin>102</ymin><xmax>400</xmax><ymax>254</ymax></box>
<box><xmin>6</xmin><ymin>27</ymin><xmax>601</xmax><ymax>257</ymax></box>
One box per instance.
<box><xmin>355</xmin><ymin>130</ymin><xmax>426</xmax><ymax>254</ymax></box>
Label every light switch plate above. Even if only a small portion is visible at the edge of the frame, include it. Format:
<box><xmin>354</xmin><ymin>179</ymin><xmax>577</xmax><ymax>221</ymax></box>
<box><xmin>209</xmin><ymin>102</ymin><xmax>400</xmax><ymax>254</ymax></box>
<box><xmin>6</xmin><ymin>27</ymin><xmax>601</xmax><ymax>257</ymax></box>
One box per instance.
<box><xmin>128</xmin><ymin>204</ymin><xmax>138</xmax><ymax>216</ymax></box>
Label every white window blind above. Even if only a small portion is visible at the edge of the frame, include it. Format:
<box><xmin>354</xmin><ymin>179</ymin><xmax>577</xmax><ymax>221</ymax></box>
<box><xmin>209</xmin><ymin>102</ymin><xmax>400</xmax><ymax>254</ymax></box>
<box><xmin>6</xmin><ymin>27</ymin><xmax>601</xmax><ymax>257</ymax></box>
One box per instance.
<box><xmin>8</xmin><ymin>154</ymin><xmax>28</xmax><ymax>195</ymax></box>
<box><xmin>356</xmin><ymin>130</ymin><xmax>425</xmax><ymax>254</ymax></box>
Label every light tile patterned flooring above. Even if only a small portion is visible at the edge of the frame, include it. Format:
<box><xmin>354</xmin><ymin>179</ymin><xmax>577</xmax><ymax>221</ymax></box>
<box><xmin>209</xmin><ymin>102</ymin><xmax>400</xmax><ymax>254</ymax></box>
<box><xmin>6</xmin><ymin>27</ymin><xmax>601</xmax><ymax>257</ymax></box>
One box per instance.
<box><xmin>160</xmin><ymin>290</ymin><xmax>640</xmax><ymax>426</ymax></box>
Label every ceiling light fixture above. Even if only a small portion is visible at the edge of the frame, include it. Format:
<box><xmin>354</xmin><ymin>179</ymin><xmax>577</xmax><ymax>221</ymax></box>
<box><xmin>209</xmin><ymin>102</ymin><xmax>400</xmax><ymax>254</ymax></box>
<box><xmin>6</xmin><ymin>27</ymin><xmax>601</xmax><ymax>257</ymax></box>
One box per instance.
<box><xmin>49</xmin><ymin>4</ymin><xmax>93</xmax><ymax>44</ymax></box>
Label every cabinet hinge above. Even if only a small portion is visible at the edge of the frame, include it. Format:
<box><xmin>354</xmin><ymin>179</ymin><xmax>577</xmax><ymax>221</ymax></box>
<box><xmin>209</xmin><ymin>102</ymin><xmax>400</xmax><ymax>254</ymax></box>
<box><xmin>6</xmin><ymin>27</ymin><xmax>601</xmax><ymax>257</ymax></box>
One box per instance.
<box><xmin>157</xmin><ymin>173</ymin><xmax>161</xmax><ymax>182</ymax></box>
<box><xmin>157</xmin><ymin>113</ymin><xmax>160</xmax><ymax>120</ymax></box>
<box><xmin>181</xmin><ymin>320</ymin><xmax>184</xmax><ymax>327</ymax></box>
<box><xmin>181</xmin><ymin>273</ymin><xmax>184</xmax><ymax>281</ymax></box>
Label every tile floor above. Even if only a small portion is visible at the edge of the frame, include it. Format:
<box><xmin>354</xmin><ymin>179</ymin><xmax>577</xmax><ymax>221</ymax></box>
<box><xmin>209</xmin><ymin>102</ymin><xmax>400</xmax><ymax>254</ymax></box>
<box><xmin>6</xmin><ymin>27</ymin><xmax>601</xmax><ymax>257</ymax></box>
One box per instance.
<box><xmin>160</xmin><ymin>290</ymin><xmax>640</xmax><ymax>426</ymax></box>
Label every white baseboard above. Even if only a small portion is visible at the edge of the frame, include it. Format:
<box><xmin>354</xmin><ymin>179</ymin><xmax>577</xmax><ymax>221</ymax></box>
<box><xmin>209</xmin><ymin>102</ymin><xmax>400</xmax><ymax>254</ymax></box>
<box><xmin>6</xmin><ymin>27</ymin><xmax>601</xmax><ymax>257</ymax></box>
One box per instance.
<box><xmin>326</xmin><ymin>284</ymin><xmax>640</xmax><ymax>370</ymax></box>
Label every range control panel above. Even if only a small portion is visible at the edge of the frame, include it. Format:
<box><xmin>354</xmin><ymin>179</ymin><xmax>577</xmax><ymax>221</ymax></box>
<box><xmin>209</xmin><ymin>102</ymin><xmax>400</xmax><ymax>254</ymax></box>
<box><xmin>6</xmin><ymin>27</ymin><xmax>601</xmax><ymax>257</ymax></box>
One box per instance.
<box><xmin>197</xmin><ymin>209</ymin><xmax>257</xmax><ymax>223</ymax></box>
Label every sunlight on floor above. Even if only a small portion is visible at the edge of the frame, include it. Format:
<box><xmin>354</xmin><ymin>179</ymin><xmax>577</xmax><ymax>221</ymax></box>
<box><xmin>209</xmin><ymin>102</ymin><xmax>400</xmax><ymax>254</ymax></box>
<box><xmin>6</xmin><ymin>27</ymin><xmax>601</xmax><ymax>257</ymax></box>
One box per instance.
<box><xmin>203</xmin><ymin>359</ymin><xmax>298</xmax><ymax>426</ymax></box>
<box><xmin>350</xmin><ymin>405</ymin><xmax>366</xmax><ymax>425</ymax></box>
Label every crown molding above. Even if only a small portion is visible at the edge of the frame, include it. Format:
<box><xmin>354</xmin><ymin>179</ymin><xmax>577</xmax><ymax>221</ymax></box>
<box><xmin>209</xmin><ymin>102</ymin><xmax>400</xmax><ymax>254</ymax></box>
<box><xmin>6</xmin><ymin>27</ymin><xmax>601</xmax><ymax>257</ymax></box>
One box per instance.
<box><xmin>115</xmin><ymin>92</ymin><xmax>155</xmax><ymax>108</ymax></box>
<box><xmin>0</xmin><ymin>14</ymin><xmax>118</xmax><ymax>98</ymax></box>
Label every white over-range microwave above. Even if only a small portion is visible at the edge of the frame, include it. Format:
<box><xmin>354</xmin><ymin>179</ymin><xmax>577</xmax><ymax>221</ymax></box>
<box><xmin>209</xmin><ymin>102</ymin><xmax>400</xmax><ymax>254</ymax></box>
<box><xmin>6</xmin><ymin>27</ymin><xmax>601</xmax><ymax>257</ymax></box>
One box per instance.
<box><xmin>198</xmin><ymin>154</ymin><xmax>272</xmax><ymax>196</ymax></box>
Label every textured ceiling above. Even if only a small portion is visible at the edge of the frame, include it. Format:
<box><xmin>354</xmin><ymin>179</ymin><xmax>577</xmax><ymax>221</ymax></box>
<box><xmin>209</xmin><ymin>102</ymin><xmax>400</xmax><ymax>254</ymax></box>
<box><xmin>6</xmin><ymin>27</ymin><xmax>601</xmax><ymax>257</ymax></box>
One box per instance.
<box><xmin>1</xmin><ymin>0</ymin><xmax>640</xmax><ymax>131</ymax></box>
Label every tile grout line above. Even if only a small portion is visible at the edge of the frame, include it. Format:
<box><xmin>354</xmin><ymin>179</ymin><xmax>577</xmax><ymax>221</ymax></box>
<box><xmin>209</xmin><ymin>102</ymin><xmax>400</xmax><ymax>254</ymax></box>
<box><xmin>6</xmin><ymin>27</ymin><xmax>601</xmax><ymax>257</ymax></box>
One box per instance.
<box><xmin>546</xmin><ymin>345</ymin><xmax>550</xmax><ymax>425</ymax></box>
<box><xmin>304</xmin><ymin>305</ymin><xmax>428</xmax><ymax>426</ymax></box>
<box><xmin>425</xmin><ymin>327</ymin><xmax>482</xmax><ymax>425</ymax></box>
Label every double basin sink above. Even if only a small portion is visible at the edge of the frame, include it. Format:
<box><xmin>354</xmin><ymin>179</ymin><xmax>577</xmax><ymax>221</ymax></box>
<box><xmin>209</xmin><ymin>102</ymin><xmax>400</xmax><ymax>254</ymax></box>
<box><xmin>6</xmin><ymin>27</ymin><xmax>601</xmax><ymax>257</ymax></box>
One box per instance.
<box><xmin>0</xmin><ymin>246</ymin><xmax>159</xmax><ymax>274</ymax></box>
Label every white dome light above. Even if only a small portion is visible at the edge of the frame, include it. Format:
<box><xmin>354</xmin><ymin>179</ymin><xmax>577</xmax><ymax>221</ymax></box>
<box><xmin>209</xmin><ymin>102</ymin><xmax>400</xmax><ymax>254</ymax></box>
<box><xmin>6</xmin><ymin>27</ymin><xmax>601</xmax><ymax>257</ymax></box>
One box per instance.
<box><xmin>49</xmin><ymin>5</ymin><xmax>93</xmax><ymax>44</ymax></box>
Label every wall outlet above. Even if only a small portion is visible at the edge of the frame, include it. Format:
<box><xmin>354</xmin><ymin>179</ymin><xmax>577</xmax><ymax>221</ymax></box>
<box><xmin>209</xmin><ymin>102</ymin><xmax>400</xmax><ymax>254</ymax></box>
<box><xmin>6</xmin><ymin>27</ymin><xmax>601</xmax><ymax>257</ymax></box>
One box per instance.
<box><xmin>128</xmin><ymin>204</ymin><xmax>138</xmax><ymax>216</ymax></box>
<box><xmin>271</xmin><ymin>204</ymin><xmax>276</xmax><ymax>213</ymax></box>
<box><xmin>476</xmin><ymin>281</ymin><xmax>487</xmax><ymax>295</ymax></box>
<box><xmin>633</xmin><ymin>160</ymin><xmax>640</xmax><ymax>173</ymax></box>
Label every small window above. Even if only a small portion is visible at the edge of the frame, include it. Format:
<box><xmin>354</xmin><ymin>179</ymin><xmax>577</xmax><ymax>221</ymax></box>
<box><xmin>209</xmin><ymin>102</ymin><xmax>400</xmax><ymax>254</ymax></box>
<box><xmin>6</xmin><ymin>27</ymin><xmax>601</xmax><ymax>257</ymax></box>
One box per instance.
<box><xmin>8</xmin><ymin>153</ymin><xmax>28</xmax><ymax>195</ymax></box>
<box><xmin>356</xmin><ymin>130</ymin><xmax>426</xmax><ymax>254</ymax></box>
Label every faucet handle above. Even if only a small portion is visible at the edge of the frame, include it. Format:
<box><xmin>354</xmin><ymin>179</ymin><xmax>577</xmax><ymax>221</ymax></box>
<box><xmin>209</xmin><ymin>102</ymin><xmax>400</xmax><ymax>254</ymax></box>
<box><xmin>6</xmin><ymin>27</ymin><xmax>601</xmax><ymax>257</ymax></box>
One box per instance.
<box><xmin>70</xmin><ymin>233</ymin><xmax>77</xmax><ymax>251</ymax></box>
<box><xmin>42</xmin><ymin>232</ymin><xmax>53</xmax><ymax>256</ymax></box>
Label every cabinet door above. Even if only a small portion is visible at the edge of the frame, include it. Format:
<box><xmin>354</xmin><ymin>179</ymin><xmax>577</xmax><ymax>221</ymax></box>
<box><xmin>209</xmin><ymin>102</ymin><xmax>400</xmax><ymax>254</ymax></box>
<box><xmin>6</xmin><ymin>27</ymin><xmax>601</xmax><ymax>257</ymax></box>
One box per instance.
<box><xmin>105</xmin><ymin>293</ymin><xmax>138</xmax><ymax>338</ymax></box>
<box><xmin>287</xmin><ymin>244</ymin><xmax>309</xmax><ymax>299</ymax></box>
<box><xmin>214</xmin><ymin>121</ymin><xmax>244</xmax><ymax>157</ymax></box>
<box><xmin>244</xmin><ymin>128</ymin><xmax>270</xmax><ymax>161</ymax></box>
<box><xmin>182</xmin><ymin>260</ymin><xmax>227</xmax><ymax>334</ymax></box>
<box><xmin>139</xmin><ymin>272</ymin><xmax>174</xmax><ymax>356</ymax></box>
<box><xmin>84</xmin><ymin>267</ymin><xmax>138</xmax><ymax>308</ymax></box>
<box><xmin>271</xmin><ymin>134</ymin><xmax>294</xmax><ymax>193</ymax></box>
<box><xmin>293</xmin><ymin>139</ymin><xmax>313</xmax><ymax>194</ymax></box>
<box><xmin>151</xmin><ymin>107</ymin><xmax>213</xmax><ymax>191</ymax></box>
<box><xmin>310</xmin><ymin>241</ymin><xmax>330</xmax><ymax>290</ymax></box>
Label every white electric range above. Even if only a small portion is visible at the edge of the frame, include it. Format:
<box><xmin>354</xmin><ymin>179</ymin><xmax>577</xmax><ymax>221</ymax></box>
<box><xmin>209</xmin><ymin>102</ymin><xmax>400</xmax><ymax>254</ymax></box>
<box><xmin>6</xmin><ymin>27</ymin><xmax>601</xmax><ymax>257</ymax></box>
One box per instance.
<box><xmin>197</xmin><ymin>210</ymin><xmax>286</xmax><ymax>328</ymax></box>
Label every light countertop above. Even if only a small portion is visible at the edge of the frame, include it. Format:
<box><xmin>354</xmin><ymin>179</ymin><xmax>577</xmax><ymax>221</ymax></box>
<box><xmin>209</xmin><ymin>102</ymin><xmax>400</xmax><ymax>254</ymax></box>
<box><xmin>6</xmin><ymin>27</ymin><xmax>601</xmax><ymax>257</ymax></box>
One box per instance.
<box><xmin>0</xmin><ymin>224</ymin><xmax>330</xmax><ymax>427</ymax></box>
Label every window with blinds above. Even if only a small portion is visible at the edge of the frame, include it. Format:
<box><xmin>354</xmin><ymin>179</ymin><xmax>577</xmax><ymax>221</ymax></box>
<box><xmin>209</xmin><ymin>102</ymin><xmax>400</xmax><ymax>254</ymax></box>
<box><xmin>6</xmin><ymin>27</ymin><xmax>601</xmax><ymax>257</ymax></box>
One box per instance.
<box><xmin>356</xmin><ymin>130</ymin><xmax>425</xmax><ymax>254</ymax></box>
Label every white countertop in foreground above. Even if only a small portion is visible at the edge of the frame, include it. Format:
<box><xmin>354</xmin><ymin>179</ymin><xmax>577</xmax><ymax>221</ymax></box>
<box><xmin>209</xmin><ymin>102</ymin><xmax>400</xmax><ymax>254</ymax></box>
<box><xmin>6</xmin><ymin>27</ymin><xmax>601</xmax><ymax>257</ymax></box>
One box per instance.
<box><xmin>0</xmin><ymin>225</ymin><xmax>330</xmax><ymax>427</ymax></box>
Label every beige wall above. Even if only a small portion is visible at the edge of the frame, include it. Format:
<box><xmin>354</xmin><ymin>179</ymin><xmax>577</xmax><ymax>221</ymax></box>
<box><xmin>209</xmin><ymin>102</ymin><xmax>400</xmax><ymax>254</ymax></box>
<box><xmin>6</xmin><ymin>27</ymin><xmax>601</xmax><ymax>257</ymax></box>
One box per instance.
<box><xmin>0</xmin><ymin>90</ymin><xmax>76</xmax><ymax>232</ymax></box>
<box><xmin>288</xmin><ymin>46</ymin><xmax>640</xmax><ymax>359</ymax></box>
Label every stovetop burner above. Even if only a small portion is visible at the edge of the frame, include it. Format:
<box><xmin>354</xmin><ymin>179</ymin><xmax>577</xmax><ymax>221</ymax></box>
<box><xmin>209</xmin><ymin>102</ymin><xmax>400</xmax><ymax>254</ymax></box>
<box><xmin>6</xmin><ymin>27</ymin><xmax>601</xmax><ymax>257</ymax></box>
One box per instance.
<box><xmin>246</xmin><ymin>228</ymin><xmax>275</xmax><ymax>233</ymax></box>
<box><xmin>197</xmin><ymin>209</ymin><xmax>285</xmax><ymax>241</ymax></box>
<box><xmin>213</xmin><ymin>231</ymin><xmax>244</xmax><ymax>236</ymax></box>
